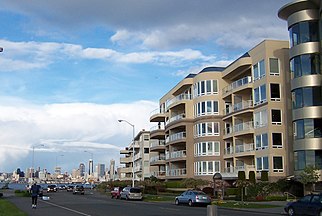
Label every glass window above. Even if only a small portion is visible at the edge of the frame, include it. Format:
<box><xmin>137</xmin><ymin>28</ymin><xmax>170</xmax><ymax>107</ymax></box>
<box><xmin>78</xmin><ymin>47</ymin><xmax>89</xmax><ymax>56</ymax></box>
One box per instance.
<box><xmin>254</xmin><ymin>85</ymin><xmax>267</xmax><ymax>105</ymax></box>
<box><xmin>290</xmin><ymin>54</ymin><xmax>320</xmax><ymax>79</ymax></box>
<box><xmin>213</xmin><ymin>80</ymin><xmax>218</xmax><ymax>93</ymax></box>
<box><xmin>256</xmin><ymin>157</ymin><xmax>262</xmax><ymax>171</ymax></box>
<box><xmin>269</xmin><ymin>58</ymin><xmax>279</xmax><ymax>75</ymax></box>
<box><xmin>271</xmin><ymin>109</ymin><xmax>282</xmax><ymax>124</ymax></box>
<box><xmin>263</xmin><ymin>157</ymin><xmax>269</xmax><ymax>170</ymax></box>
<box><xmin>206</xmin><ymin>80</ymin><xmax>212</xmax><ymax>94</ymax></box>
<box><xmin>144</xmin><ymin>148</ymin><xmax>149</xmax><ymax>153</ymax></box>
<box><xmin>289</xmin><ymin>21</ymin><xmax>319</xmax><ymax>47</ymax></box>
<box><xmin>273</xmin><ymin>156</ymin><xmax>283</xmax><ymax>172</ymax></box>
<box><xmin>270</xmin><ymin>84</ymin><xmax>280</xmax><ymax>100</ymax></box>
<box><xmin>294</xmin><ymin>118</ymin><xmax>322</xmax><ymax>139</ymax></box>
<box><xmin>272</xmin><ymin>133</ymin><xmax>282</xmax><ymax>148</ymax></box>
<box><xmin>253</xmin><ymin>60</ymin><xmax>266</xmax><ymax>80</ymax></box>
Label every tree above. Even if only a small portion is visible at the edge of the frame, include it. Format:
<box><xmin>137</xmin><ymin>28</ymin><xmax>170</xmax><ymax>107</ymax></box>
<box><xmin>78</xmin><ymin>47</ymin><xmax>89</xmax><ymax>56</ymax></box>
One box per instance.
<box><xmin>236</xmin><ymin>171</ymin><xmax>249</xmax><ymax>203</ymax></box>
<box><xmin>249</xmin><ymin>171</ymin><xmax>256</xmax><ymax>184</ymax></box>
<box><xmin>182</xmin><ymin>178</ymin><xmax>209</xmax><ymax>189</ymax></box>
<box><xmin>261</xmin><ymin>171</ymin><xmax>268</xmax><ymax>182</ymax></box>
<box><xmin>299</xmin><ymin>165</ymin><xmax>320</xmax><ymax>194</ymax></box>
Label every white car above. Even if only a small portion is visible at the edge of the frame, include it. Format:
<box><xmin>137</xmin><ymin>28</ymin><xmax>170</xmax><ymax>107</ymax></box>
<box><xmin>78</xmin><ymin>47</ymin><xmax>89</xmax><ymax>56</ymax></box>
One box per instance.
<box><xmin>120</xmin><ymin>187</ymin><xmax>142</xmax><ymax>200</ymax></box>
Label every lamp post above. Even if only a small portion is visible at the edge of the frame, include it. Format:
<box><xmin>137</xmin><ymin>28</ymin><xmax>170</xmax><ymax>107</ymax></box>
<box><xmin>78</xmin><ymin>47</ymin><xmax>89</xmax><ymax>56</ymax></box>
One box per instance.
<box><xmin>31</xmin><ymin>144</ymin><xmax>44</xmax><ymax>178</ymax></box>
<box><xmin>84</xmin><ymin>150</ymin><xmax>94</xmax><ymax>175</ymax></box>
<box><xmin>118</xmin><ymin>119</ymin><xmax>135</xmax><ymax>187</ymax></box>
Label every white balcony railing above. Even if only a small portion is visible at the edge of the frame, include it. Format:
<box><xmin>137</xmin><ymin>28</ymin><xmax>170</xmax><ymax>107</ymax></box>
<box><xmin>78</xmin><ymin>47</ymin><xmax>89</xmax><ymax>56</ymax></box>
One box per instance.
<box><xmin>165</xmin><ymin>93</ymin><xmax>192</xmax><ymax>110</ymax></box>
<box><xmin>233</xmin><ymin>121</ymin><xmax>254</xmax><ymax>133</ymax></box>
<box><xmin>151</xmin><ymin>171</ymin><xmax>166</xmax><ymax>177</ymax></box>
<box><xmin>166</xmin><ymin>113</ymin><xmax>185</xmax><ymax>125</ymax></box>
<box><xmin>150</xmin><ymin>155</ymin><xmax>166</xmax><ymax>163</ymax></box>
<box><xmin>171</xmin><ymin>150</ymin><xmax>186</xmax><ymax>159</ymax></box>
<box><xmin>150</xmin><ymin>140</ymin><xmax>165</xmax><ymax>148</ymax></box>
<box><xmin>150</xmin><ymin>124</ymin><xmax>165</xmax><ymax>132</ymax></box>
<box><xmin>235</xmin><ymin>143</ymin><xmax>255</xmax><ymax>153</ymax></box>
<box><xmin>233</xmin><ymin>100</ymin><xmax>253</xmax><ymax>112</ymax></box>
<box><xmin>165</xmin><ymin>132</ymin><xmax>186</xmax><ymax>143</ymax></box>
<box><xmin>150</xmin><ymin>107</ymin><xmax>165</xmax><ymax>117</ymax></box>
<box><xmin>166</xmin><ymin>168</ymin><xmax>187</xmax><ymax>177</ymax></box>
<box><xmin>222</xmin><ymin>76</ymin><xmax>252</xmax><ymax>94</ymax></box>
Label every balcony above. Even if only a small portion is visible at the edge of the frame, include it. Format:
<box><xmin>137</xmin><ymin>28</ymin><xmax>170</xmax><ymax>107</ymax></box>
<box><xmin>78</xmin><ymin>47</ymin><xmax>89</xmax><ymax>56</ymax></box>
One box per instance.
<box><xmin>150</xmin><ymin>140</ymin><xmax>166</xmax><ymax>152</ymax></box>
<box><xmin>120</xmin><ymin>157</ymin><xmax>132</xmax><ymax>164</ymax></box>
<box><xmin>150</xmin><ymin>124</ymin><xmax>165</xmax><ymax>132</ymax></box>
<box><xmin>221</xmin><ymin>165</ymin><xmax>256</xmax><ymax>179</ymax></box>
<box><xmin>233</xmin><ymin>121</ymin><xmax>254</xmax><ymax>135</ymax></box>
<box><xmin>150</xmin><ymin>108</ymin><xmax>165</xmax><ymax>122</ymax></box>
<box><xmin>151</xmin><ymin>171</ymin><xmax>166</xmax><ymax>178</ymax></box>
<box><xmin>166</xmin><ymin>168</ymin><xmax>187</xmax><ymax>177</ymax></box>
<box><xmin>120</xmin><ymin>149</ymin><xmax>130</xmax><ymax>154</ymax></box>
<box><xmin>166</xmin><ymin>132</ymin><xmax>186</xmax><ymax>144</ymax></box>
<box><xmin>166</xmin><ymin>113</ymin><xmax>185</xmax><ymax>125</ymax></box>
<box><xmin>166</xmin><ymin>150</ymin><xmax>186</xmax><ymax>160</ymax></box>
<box><xmin>134</xmin><ymin>153</ymin><xmax>141</xmax><ymax>161</ymax></box>
<box><xmin>222</xmin><ymin>76</ymin><xmax>252</xmax><ymax>96</ymax></box>
<box><xmin>134</xmin><ymin>165</ymin><xmax>142</xmax><ymax>172</ymax></box>
<box><xmin>233</xmin><ymin>100</ymin><xmax>253</xmax><ymax>112</ymax></box>
<box><xmin>235</xmin><ymin>143</ymin><xmax>255</xmax><ymax>154</ymax></box>
<box><xmin>224</xmin><ymin>147</ymin><xmax>234</xmax><ymax>156</ymax></box>
<box><xmin>165</xmin><ymin>93</ymin><xmax>192</xmax><ymax>110</ymax></box>
<box><xmin>119</xmin><ymin>167</ymin><xmax>132</xmax><ymax>173</ymax></box>
<box><xmin>150</xmin><ymin>155</ymin><xmax>166</xmax><ymax>165</ymax></box>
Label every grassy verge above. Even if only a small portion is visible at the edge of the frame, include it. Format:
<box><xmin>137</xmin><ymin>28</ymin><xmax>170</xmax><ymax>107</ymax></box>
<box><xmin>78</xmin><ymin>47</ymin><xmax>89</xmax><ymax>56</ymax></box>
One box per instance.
<box><xmin>143</xmin><ymin>194</ymin><xmax>175</xmax><ymax>202</ymax></box>
<box><xmin>0</xmin><ymin>199</ymin><xmax>27</xmax><ymax>216</ymax></box>
<box><xmin>213</xmin><ymin>201</ymin><xmax>281</xmax><ymax>209</ymax></box>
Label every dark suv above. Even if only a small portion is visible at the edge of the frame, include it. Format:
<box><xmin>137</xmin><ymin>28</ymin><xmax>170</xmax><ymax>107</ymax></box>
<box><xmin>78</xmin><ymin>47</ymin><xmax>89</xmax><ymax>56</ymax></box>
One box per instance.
<box><xmin>73</xmin><ymin>185</ymin><xmax>85</xmax><ymax>195</ymax></box>
<box><xmin>47</xmin><ymin>184</ymin><xmax>57</xmax><ymax>192</ymax></box>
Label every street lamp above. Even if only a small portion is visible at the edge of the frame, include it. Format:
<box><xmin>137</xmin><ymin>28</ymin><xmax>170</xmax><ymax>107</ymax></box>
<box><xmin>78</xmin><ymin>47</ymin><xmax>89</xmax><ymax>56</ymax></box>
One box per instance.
<box><xmin>31</xmin><ymin>144</ymin><xmax>44</xmax><ymax>178</ymax></box>
<box><xmin>118</xmin><ymin>119</ymin><xmax>135</xmax><ymax>187</ymax></box>
<box><xmin>84</xmin><ymin>150</ymin><xmax>94</xmax><ymax>175</ymax></box>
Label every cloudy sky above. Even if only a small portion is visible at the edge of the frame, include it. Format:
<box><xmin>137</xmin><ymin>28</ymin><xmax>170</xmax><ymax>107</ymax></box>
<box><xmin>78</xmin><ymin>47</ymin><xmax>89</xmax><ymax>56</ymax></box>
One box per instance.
<box><xmin>0</xmin><ymin>0</ymin><xmax>290</xmax><ymax>174</ymax></box>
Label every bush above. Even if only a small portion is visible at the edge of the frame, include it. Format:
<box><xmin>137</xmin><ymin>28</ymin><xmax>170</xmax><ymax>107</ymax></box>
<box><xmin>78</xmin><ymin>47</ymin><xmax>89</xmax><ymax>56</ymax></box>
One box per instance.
<box><xmin>225</xmin><ymin>188</ymin><xmax>239</xmax><ymax>196</ymax></box>
<box><xmin>14</xmin><ymin>190</ymin><xmax>30</xmax><ymax>197</ymax></box>
<box><xmin>265</xmin><ymin>195</ymin><xmax>287</xmax><ymax>201</ymax></box>
<box><xmin>165</xmin><ymin>181</ymin><xmax>184</xmax><ymax>188</ymax></box>
<box><xmin>249</xmin><ymin>171</ymin><xmax>256</xmax><ymax>184</ymax></box>
<box><xmin>261</xmin><ymin>171</ymin><xmax>269</xmax><ymax>181</ymax></box>
<box><xmin>0</xmin><ymin>193</ymin><xmax>3</xmax><ymax>198</ymax></box>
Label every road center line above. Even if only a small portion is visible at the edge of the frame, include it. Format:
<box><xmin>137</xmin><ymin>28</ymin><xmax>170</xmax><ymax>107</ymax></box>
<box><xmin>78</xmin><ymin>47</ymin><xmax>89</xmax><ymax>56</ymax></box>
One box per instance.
<box><xmin>40</xmin><ymin>200</ymin><xmax>92</xmax><ymax>216</ymax></box>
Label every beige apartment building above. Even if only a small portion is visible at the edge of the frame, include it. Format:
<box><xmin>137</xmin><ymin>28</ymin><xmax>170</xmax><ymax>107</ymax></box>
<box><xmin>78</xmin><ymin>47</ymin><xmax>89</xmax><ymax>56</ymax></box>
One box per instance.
<box><xmin>119</xmin><ymin>130</ymin><xmax>151</xmax><ymax>182</ymax></box>
<box><xmin>150</xmin><ymin>40</ymin><xmax>293</xmax><ymax>182</ymax></box>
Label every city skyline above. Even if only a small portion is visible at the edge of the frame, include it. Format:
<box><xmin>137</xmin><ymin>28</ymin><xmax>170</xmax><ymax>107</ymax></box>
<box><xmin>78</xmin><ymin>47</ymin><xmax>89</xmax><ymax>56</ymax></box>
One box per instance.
<box><xmin>0</xmin><ymin>0</ymin><xmax>289</xmax><ymax>172</ymax></box>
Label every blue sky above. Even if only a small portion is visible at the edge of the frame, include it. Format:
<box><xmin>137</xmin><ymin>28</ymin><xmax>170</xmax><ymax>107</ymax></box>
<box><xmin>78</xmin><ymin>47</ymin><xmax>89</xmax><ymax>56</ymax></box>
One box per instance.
<box><xmin>0</xmin><ymin>0</ymin><xmax>290</xmax><ymax>174</ymax></box>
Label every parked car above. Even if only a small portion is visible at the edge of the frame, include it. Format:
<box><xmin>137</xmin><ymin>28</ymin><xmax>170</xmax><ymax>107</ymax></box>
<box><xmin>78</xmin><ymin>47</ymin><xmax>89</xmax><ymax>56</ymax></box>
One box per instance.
<box><xmin>175</xmin><ymin>190</ymin><xmax>211</xmax><ymax>207</ymax></box>
<box><xmin>284</xmin><ymin>193</ymin><xmax>322</xmax><ymax>216</ymax></box>
<box><xmin>111</xmin><ymin>187</ymin><xmax>123</xmax><ymax>199</ymax></box>
<box><xmin>73</xmin><ymin>185</ymin><xmax>85</xmax><ymax>195</ymax></box>
<box><xmin>120</xmin><ymin>187</ymin><xmax>142</xmax><ymax>200</ymax></box>
<box><xmin>47</xmin><ymin>184</ymin><xmax>58</xmax><ymax>192</ymax></box>
<box><xmin>66</xmin><ymin>185</ymin><xmax>74</xmax><ymax>192</ymax></box>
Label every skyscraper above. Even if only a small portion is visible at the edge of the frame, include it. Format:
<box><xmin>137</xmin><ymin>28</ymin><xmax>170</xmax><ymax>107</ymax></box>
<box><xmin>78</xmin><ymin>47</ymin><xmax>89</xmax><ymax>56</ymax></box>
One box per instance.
<box><xmin>89</xmin><ymin>159</ymin><xmax>93</xmax><ymax>175</ymax></box>
<box><xmin>79</xmin><ymin>163</ymin><xmax>85</xmax><ymax>177</ymax></box>
<box><xmin>109</xmin><ymin>159</ymin><xmax>115</xmax><ymax>180</ymax></box>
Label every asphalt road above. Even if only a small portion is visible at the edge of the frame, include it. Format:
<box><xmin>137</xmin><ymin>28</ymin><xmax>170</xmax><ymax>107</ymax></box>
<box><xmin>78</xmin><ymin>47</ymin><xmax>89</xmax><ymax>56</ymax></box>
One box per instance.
<box><xmin>6</xmin><ymin>190</ymin><xmax>284</xmax><ymax>216</ymax></box>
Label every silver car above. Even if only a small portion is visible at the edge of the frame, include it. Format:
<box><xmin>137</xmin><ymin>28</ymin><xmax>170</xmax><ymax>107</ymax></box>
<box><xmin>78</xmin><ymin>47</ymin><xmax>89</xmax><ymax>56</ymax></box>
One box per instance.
<box><xmin>175</xmin><ymin>190</ymin><xmax>211</xmax><ymax>206</ymax></box>
<box><xmin>120</xmin><ymin>187</ymin><xmax>142</xmax><ymax>200</ymax></box>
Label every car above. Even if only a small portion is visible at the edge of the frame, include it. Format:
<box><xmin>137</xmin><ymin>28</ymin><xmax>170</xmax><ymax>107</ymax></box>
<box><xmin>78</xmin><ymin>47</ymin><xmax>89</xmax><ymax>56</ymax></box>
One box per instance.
<box><xmin>120</xmin><ymin>187</ymin><xmax>142</xmax><ymax>200</ymax></box>
<box><xmin>66</xmin><ymin>185</ymin><xmax>74</xmax><ymax>192</ymax></box>
<box><xmin>284</xmin><ymin>193</ymin><xmax>322</xmax><ymax>216</ymax></box>
<box><xmin>47</xmin><ymin>184</ymin><xmax>58</xmax><ymax>192</ymax></box>
<box><xmin>73</xmin><ymin>185</ymin><xmax>85</xmax><ymax>195</ymax></box>
<box><xmin>111</xmin><ymin>187</ymin><xmax>123</xmax><ymax>199</ymax></box>
<box><xmin>175</xmin><ymin>190</ymin><xmax>211</xmax><ymax>207</ymax></box>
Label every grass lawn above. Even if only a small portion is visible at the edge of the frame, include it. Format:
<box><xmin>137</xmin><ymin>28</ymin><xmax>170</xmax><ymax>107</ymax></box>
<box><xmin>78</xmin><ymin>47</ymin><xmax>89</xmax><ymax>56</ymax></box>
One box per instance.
<box><xmin>143</xmin><ymin>194</ymin><xmax>176</xmax><ymax>202</ymax></box>
<box><xmin>0</xmin><ymin>199</ymin><xmax>27</xmax><ymax>216</ymax></box>
<box><xmin>213</xmin><ymin>201</ymin><xmax>281</xmax><ymax>209</ymax></box>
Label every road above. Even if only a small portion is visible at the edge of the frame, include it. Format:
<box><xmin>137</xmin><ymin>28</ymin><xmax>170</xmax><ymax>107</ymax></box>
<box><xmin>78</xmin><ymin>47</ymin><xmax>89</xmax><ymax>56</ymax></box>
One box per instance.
<box><xmin>6</xmin><ymin>190</ymin><xmax>284</xmax><ymax>216</ymax></box>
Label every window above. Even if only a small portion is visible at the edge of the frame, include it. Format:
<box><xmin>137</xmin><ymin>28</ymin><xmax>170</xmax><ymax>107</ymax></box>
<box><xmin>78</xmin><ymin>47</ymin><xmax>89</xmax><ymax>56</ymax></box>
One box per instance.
<box><xmin>193</xmin><ymin>80</ymin><xmax>218</xmax><ymax>97</ymax></box>
<box><xmin>256</xmin><ymin>156</ymin><xmax>269</xmax><ymax>171</ymax></box>
<box><xmin>253</xmin><ymin>60</ymin><xmax>266</xmax><ymax>81</ymax></box>
<box><xmin>271</xmin><ymin>109</ymin><xmax>282</xmax><ymax>125</ymax></box>
<box><xmin>273</xmin><ymin>156</ymin><xmax>283</xmax><ymax>172</ymax></box>
<box><xmin>194</xmin><ymin>142</ymin><xmax>220</xmax><ymax>156</ymax></box>
<box><xmin>294</xmin><ymin>118</ymin><xmax>322</xmax><ymax>140</ymax></box>
<box><xmin>272</xmin><ymin>133</ymin><xmax>282</xmax><ymax>148</ymax></box>
<box><xmin>143</xmin><ymin>135</ymin><xmax>150</xmax><ymax>141</ymax></box>
<box><xmin>254</xmin><ymin>84</ymin><xmax>267</xmax><ymax>105</ymax></box>
<box><xmin>255</xmin><ymin>133</ymin><xmax>268</xmax><ymax>150</ymax></box>
<box><xmin>270</xmin><ymin>84</ymin><xmax>280</xmax><ymax>101</ymax></box>
<box><xmin>194</xmin><ymin>161</ymin><xmax>220</xmax><ymax>175</ymax></box>
<box><xmin>269</xmin><ymin>58</ymin><xmax>279</xmax><ymax>75</ymax></box>
<box><xmin>294</xmin><ymin>150</ymin><xmax>322</xmax><ymax>171</ymax></box>
<box><xmin>289</xmin><ymin>21</ymin><xmax>318</xmax><ymax>47</ymax></box>
<box><xmin>194</xmin><ymin>122</ymin><xmax>220</xmax><ymax>137</ymax></box>
<box><xmin>144</xmin><ymin>148</ymin><xmax>149</xmax><ymax>154</ymax></box>
<box><xmin>254</xmin><ymin>109</ymin><xmax>267</xmax><ymax>128</ymax></box>
<box><xmin>292</xmin><ymin>87</ymin><xmax>322</xmax><ymax>109</ymax></box>
<box><xmin>290</xmin><ymin>54</ymin><xmax>320</xmax><ymax>79</ymax></box>
<box><xmin>194</xmin><ymin>100</ymin><xmax>219</xmax><ymax>117</ymax></box>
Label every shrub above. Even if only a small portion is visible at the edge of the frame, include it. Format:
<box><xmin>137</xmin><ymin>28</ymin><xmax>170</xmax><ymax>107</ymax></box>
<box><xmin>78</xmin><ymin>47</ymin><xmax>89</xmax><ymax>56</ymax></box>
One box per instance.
<box><xmin>265</xmin><ymin>195</ymin><xmax>287</xmax><ymax>201</ymax></box>
<box><xmin>165</xmin><ymin>181</ymin><xmax>184</xmax><ymax>188</ymax></box>
<box><xmin>249</xmin><ymin>171</ymin><xmax>256</xmax><ymax>184</ymax></box>
<box><xmin>261</xmin><ymin>171</ymin><xmax>269</xmax><ymax>182</ymax></box>
<box><xmin>225</xmin><ymin>188</ymin><xmax>239</xmax><ymax>196</ymax></box>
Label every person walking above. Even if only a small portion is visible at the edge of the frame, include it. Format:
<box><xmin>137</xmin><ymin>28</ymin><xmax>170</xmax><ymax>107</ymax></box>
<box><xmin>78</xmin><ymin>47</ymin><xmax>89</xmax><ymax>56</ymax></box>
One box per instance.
<box><xmin>30</xmin><ymin>182</ymin><xmax>40</xmax><ymax>209</ymax></box>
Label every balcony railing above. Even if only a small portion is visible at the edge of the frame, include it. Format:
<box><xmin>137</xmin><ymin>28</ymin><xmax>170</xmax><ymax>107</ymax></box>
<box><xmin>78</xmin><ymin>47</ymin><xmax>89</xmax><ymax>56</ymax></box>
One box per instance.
<box><xmin>165</xmin><ymin>93</ymin><xmax>192</xmax><ymax>110</ymax></box>
<box><xmin>166</xmin><ymin>150</ymin><xmax>186</xmax><ymax>159</ymax></box>
<box><xmin>166</xmin><ymin>168</ymin><xmax>187</xmax><ymax>177</ymax></box>
<box><xmin>233</xmin><ymin>100</ymin><xmax>253</xmax><ymax>112</ymax></box>
<box><xmin>166</xmin><ymin>132</ymin><xmax>186</xmax><ymax>143</ymax></box>
<box><xmin>151</xmin><ymin>171</ymin><xmax>166</xmax><ymax>177</ymax></box>
<box><xmin>166</xmin><ymin>113</ymin><xmax>185</xmax><ymax>125</ymax></box>
<box><xmin>235</xmin><ymin>143</ymin><xmax>255</xmax><ymax>153</ymax></box>
<box><xmin>150</xmin><ymin>124</ymin><xmax>165</xmax><ymax>132</ymax></box>
<box><xmin>234</xmin><ymin>121</ymin><xmax>254</xmax><ymax>133</ymax></box>
<box><xmin>150</xmin><ymin>107</ymin><xmax>165</xmax><ymax>116</ymax></box>
<box><xmin>150</xmin><ymin>155</ymin><xmax>166</xmax><ymax>163</ymax></box>
<box><xmin>222</xmin><ymin>76</ymin><xmax>252</xmax><ymax>94</ymax></box>
<box><xmin>224</xmin><ymin>147</ymin><xmax>234</xmax><ymax>155</ymax></box>
<box><xmin>150</xmin><ymin>140</ymin><xmax>165</xmax><ymax>148</ymax></box>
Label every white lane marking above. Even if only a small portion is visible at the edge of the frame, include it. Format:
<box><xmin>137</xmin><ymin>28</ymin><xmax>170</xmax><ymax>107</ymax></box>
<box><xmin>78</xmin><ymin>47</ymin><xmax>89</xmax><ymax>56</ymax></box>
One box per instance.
<box><xmin>40</xmin><ymin>200</ymin><xmax>92</xmax><ymax>216</ymax></box>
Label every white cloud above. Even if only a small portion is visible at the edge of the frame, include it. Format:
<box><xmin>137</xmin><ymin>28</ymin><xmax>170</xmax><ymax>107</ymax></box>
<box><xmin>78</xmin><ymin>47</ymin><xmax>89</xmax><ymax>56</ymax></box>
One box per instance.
<box><xmin>0</xmin><ymin>97</ymin><xmax>157</xmax><ymax>172</ymax></box>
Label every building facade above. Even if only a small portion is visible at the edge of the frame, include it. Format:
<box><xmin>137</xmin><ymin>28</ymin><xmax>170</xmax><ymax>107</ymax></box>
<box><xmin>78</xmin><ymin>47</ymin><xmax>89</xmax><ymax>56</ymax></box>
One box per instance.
<box><xmin>150</xmin><ymin>40</ymin><xmax>293</xmax><ymax>182</ymax></box>
<box><xmin>279</xmin><ymin>0</ymin><xmax>322</xmax><ymax>180</ymax></box>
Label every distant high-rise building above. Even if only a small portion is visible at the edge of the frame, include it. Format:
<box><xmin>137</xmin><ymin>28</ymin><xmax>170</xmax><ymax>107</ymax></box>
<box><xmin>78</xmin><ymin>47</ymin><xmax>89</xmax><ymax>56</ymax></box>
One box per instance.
<box><xmin>97</xmin><ymin>163</ymin><xmax>105</xmax><ymax>177</ymax></box>
<box><xmin>109</xmin><ymin>159</ymin><xmax>115</xmax><ymax>180</ymax></box>
<box><xmin>89</xmin><ymin>159</ymin><xmax>93</xmax><ymax>175</ymax></box>
<box><xmin>79</xmin><ymin>163</ymin><xmax>85</xmax><ymax>177</ymax></box>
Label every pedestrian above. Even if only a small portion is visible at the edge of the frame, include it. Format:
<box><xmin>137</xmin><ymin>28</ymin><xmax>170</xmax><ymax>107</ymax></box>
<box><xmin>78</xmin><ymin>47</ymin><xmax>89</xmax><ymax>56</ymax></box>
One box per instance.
<box><xmin>30</xmin><ymin>182</ymin><xmax>40</xmax><ymax>209</ymax></box>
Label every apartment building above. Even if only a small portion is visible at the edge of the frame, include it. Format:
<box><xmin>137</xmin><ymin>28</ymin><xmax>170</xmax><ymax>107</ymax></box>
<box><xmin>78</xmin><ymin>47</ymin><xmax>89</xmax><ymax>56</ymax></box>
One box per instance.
<box><xmin>150</xmin><ymin>40</ymin><xmax>293</xmax><ymax>182</ymax></box>
<box><xmin>279</xmin><ymin>0</ymin><xmax>322</xmax><ymax>181</ymax></box>
<box><xmin>119</xmin><ymin>130</ymin><xmax>151</xmax><ymax>181</ymax></box>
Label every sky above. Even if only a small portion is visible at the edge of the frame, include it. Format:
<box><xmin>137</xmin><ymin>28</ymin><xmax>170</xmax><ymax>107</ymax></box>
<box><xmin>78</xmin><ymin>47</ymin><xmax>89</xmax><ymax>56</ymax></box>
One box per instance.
<box><xmin>0</xmin><ymin>0</ymin><xmax>290</xmax><ymax>174</ymax></box>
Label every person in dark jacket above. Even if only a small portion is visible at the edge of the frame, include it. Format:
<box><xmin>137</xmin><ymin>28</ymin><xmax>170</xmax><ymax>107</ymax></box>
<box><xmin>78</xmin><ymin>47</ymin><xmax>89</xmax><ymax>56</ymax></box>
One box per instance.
<box><xmin>30</xmin><ymin>183</ymin><xmax>40</xmax><ymax>208</ymax></box>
